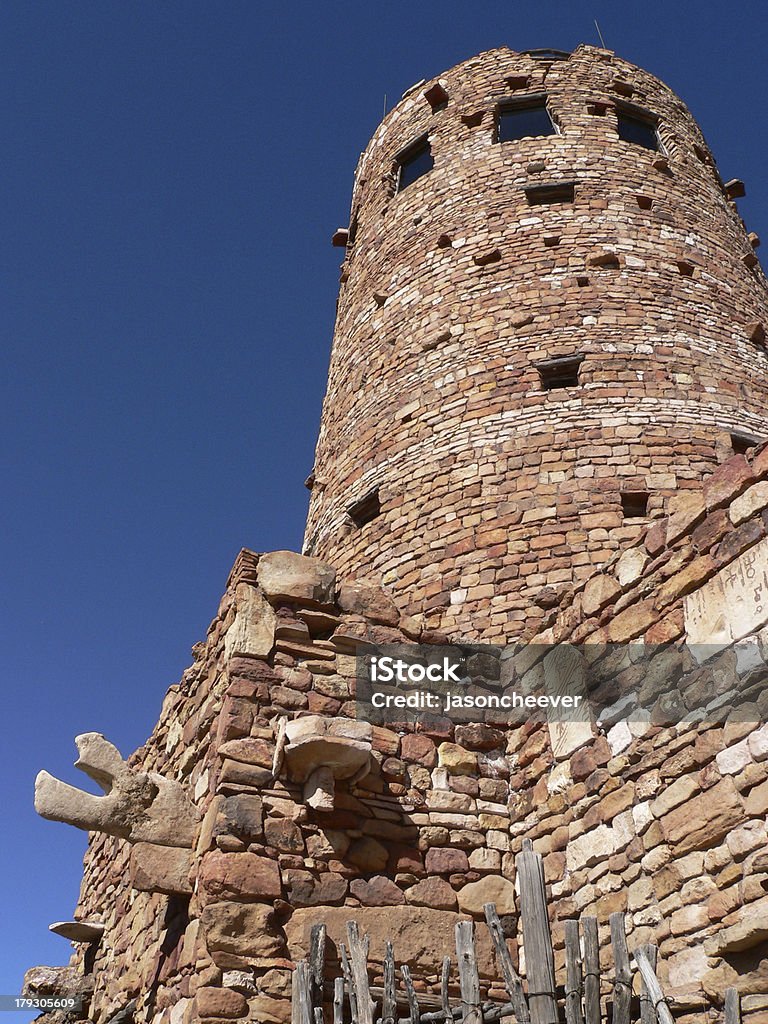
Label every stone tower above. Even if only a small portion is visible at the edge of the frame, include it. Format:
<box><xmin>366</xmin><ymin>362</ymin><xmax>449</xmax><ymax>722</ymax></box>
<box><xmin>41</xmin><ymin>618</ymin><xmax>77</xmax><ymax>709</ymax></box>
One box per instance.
<box><xmin>305</xmin><ymin>44</ymin><xmax>768</xmax><ymax>641</ymax></box>
<box><xmin>26</xmin><ymin>44</ymin><xmax>768</xmax><ymax>1024</ymax></box>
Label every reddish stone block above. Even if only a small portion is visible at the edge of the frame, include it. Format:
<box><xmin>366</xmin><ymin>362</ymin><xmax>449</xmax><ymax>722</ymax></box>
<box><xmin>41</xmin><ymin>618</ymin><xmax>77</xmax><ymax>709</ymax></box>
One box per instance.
<box><xmin>715</xmin><ymin>520</ymin><xmax>764</xmax><ymax>566</ymax></box>
<box><xmin>424</xmin><ymin>848</ymin><xmax>469</xmax><ymax>874</ymax></box>
<box><xmin>350</xmin><ymin>875</ymin><xmax>406</xmax><ymax>906</ymax></box>
<box><xmin>703</xmin><ymin>454</ymin><xmax>755</xmax><ymax>510</ymax></box>
<box><xmin>199</xmin><ymin>851</ymin><xmax>281</xmax><ymax>902</ymax></box>
<box><xmin>401</xmin><ymin>733</ymin><xmax>438</xmax><ymax>766</ymax></box>
<box><xmin>196</xmin><ymin>987</ymin><xmax>249</xmax><ymax>1019</ymax></box>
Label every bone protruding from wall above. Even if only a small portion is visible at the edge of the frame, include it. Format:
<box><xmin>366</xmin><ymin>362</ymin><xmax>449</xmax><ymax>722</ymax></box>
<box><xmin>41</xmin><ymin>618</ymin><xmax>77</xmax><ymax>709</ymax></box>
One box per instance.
<box><xmin>34</xmin><ymin>732</ymin><xmax>199</xmax><ymax>848</ymax></box>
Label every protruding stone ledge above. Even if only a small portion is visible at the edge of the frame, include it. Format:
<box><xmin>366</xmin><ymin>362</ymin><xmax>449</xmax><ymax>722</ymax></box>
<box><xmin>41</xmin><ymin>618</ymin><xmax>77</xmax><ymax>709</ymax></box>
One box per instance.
<box><xmin>49</xmin><ymin>921</ymin><xmax>105</xmax><ymax>943</ymax></box>
<box><xmin>283</xmin><ymin>716</ymin><xmax>372</xmax><ymax>810</ymax></box>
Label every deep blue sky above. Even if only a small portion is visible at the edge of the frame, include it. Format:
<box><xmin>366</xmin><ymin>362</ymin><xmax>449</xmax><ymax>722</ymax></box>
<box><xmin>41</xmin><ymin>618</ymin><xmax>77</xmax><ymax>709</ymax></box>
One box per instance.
<box><xmin>2</xmin><ymin>0</ymin><xmax>766</xmax><ymax>1006</ymax></box>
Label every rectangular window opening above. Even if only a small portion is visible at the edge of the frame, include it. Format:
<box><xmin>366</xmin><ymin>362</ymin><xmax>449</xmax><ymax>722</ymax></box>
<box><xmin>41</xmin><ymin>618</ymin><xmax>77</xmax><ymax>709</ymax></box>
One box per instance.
<box><xmin>621</xmin><ymin>491</ymin><xmax>650</xmax><ymax>518</ymax></box>
<box><xmin>731</xmin><ymin>433</ymin><xmax>759</xmax><ymax>455</ymax></box>
<box><xmin>521</xmin><ymin>48</ymin><xmax>571</xmax><ymax>61</ymax></box>
<box><xmin>348</xmin><ymin>489</ymin><xmax>382</xmax><ymax>528</ymax></box>
<box><xmin>525</xmin><ymin>182</ymin><xmax>575</xmax><ymax>206</ymax></box>
<box><xmin>537</xmin><ymin>355</ymin><xmax>584</xmax><ymax>390</ymax></box>
<box><xmin>617</xmin><ymin>112</ymin><xmax>660</xmax><ymax>151</ymax></box>
<box><xmin>497</xmin><ymin>99</ymin><xmax>556</xmax><ymax>143</ymax></box>
<box><xmin>396</xmin><ymin>137</ymin><xmax>433</xmax><ymax>192</ymax></box>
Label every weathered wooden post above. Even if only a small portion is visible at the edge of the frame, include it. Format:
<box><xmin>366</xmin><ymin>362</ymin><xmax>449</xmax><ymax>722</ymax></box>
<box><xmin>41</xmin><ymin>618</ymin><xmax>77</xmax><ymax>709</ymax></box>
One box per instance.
<box><xmin>441</xmin><ymin>957</ymin><xmax>452</xmax><ymax>1024</ymax></box>
<box><xmin>609</xmin><ymin>914</ymin><xmax>631</xmax><ymax>1024</ymax></box>
<box><xmin>483</xmin><ymin>903</ymin><xmax>530</xmax><ymax>1023</ymax></box>
<box><xmin>517</xmin><ymin>839</ymin><xmax>558</xmax><ymax>1024</ymax></box>
<box><xmin>638</xmin><ymin>945</ymin><xmax>658</xmax><ymax>1024</ymax></box>
<box><xmin>564</xmin><ymin>920</ymin><xmax>584</xmax><ymax>1024</ymax></box>
<box><xmin>383</xmin><ymin>941</ymin><xmax>397</xmax><ymax>1024</ymax></box>
<box><xmin>340</xmin><ymin>942</ymin><xmax>359</xmax><ymax>1024</ymax></box>
<box><xmin>310</xmin><ymin>924</ymin><xmax>327</xmax><ymax>1010</ymax></box>
<box><xmin>333</xmin><ymin>977</ymin><xmax>345</xmax><ymax>1024</ymax></box>
<box><xmin>401</xmin><ymin>965</ymin><xmax>421</xmax><ymax>1024</ymax></box>
<box><xmin>581</xmin><ymin>916</ymin><xmax>600</xmax><ymax>1024</ymax></box>
<box><xmin>347</xmin><ymin>922</ymin><xmax>375</xmax><ymax>1024</ymax></box>
<box><xmin>455</xmin><ymin>921</ymin><xmax>483</xmax><ymax>1024</ymax></box>
<box><xmin>634</xmin><ymin>948</ymin><xmax>674</xmax><ymax>1024</ymax></box>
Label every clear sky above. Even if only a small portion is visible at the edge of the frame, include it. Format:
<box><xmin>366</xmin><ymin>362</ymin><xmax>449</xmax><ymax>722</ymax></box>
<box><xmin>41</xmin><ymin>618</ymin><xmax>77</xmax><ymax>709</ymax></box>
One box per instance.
<box><xmin>2</xmin><ymin>0</ymin><xmax>766</xmax><ymax>1008</ymax></box>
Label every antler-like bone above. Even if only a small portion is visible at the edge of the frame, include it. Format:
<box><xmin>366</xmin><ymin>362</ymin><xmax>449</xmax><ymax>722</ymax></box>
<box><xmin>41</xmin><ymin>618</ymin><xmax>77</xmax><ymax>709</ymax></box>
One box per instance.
<box><xmin>34</xmin><ymin>733</ymin><xmax>198</xmax><ymax>848</ymax></box>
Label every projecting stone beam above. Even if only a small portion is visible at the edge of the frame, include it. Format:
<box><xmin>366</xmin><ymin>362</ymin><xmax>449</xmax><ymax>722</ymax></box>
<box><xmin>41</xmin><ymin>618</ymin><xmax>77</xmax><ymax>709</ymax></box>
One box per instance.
<box><xmin>283</xmin><ymin>715</ymin><xmax>372</xmax><ymax>811</ymax></box>
<box><xmin>35</xmin><ymin>732</ymin><xmax>199</xmax><ymax>848</ymax></box>
<box><xmin>49</xmin><ymin>921</ymin><xmax>105</xmax><ymax>943</ymax></box>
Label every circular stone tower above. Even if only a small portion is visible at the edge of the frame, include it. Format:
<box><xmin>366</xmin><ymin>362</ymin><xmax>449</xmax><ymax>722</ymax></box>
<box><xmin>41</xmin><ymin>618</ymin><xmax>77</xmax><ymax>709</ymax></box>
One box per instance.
<box><xmin>304</xmin><ymin>44</ymin><xmax>768</xmax><ymax>641</ymax></box>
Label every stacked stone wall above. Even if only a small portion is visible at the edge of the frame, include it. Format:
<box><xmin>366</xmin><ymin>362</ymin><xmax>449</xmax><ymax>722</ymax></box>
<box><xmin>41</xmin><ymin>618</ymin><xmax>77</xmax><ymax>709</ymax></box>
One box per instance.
<box><xmin>305</xmin><ymin>44</ymin><xmax>768</xmax><ymax>641</ymax></box>
<box><xmin>33</xmin><ymin>441</ymin><xmax>768</xmax><ymax>1024</ymax></box>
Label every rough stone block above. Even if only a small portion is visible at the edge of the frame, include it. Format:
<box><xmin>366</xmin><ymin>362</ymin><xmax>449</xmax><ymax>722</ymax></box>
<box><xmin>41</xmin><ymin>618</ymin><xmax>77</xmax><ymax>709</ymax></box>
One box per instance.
<box><xmin>405</xmin><ymin>877</ymin><xmax>458</xmax><ymax>910</ymax></box>
<box><xmin>223</xmin><ymin>583</ymin><xmax>277</xmax><ymax>660</ymax></box>
<box><xmin>437</xmin><ymin>742</ymin><xmax>477</xmax><ymax>774</ymax></box>
<box><xmin>195</xmin><ymin>987</ymin><xmax>249</xmax><ymax>1019</ymax></box>
<box><xmin>350</xmin><ymin>875</ymin><xmax>406</xmax><ymax>906</ymax></box>
<box><xmin>337</xmin><ymin>580</ymin><xmax>399</xmax><ymax>624</ymax></box>
<box><xmin>200</xmin><ymin>902</ymin><xmax>284</xmax><ymax>959</ymax></box>
<box><xmin>257</xmin><ymin>550</ymin><xmax>336</xmax><ymax>605</ymax></box>
<box><xmin>129</xmin><ymin>843</ymin><xmax>193</xmax><ymax>895</ymax></box>
<box><xmin>660</xmin><ymin>778</ymin><xmax>744</xmax><ymax>854</ymax></box>
<box><xmin>456</xmin><ymin>876</ymin><xmax>516</xmax><ymax>915</ymax></box>
<box><xmin>199</xmin><ymin>851</ymin><xmax>281</xmax><ymax>902</ymax></box>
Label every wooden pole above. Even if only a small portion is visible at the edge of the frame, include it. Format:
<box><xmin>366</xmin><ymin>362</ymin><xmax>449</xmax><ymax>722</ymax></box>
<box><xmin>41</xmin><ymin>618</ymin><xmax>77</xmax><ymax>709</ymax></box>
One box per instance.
<box><xmin>401</xmin><ymin>966</ymin><xmax>421</xmax><ymax>1024</ymax></box>
<box><xmin>724</xmin><ymin>988</ymin><xmax>741</xmax><ymax>1024</ymax></box>
<box><xmin>609</xmin><ymin>914</ymin><xmax>631</xmax><ymax>1024</ymax></box>
<box><xmin>564</xmin><ymin>920</ymin><xmax>584</xmax><ymax>1024</ymax></box>
<box><xmin>441</xmin><ymin>957</ymin><xmax>452</xmax><ymax>1024</ymax></box>
<box><xmin>455</xmin><ymin>921</ymin><xmax>483</xmax><ymax>1024</ymax></box>
<box><xmin>347</xmin><ymin>922</ymin><xmax>375</xmax><ymax>1024</ymax></box>
<box><xmin>483</xmin><ymin>903</ymin><xmax>530</xmax><ymax>1024</ymax></box>
<box><xmin>310</xmin><ymin>925</ymin><xmax>327</xmax><ymax>1009</ymax></box>
<box><xmin>517</xmin><ymin>839</ymin><xmax>558</xmax><ymax>1024</ymax></box>
<box><xmin>340</xmin><ymin>943</ymin><xmax>359</xmax><ymax>1024</ymax></box>
<box><xmin>293</xmin><ymin>968</ymin><xmax>302</xmax><ymax>1024</ymax></box>
<box><xmin>334</xmin><ymin>977</ymin><xmax>345</xmax><ymax>1024</ymax></box>
<box><xmin>409</xmin><ymin>1002</ymin><xmax>517</xmax><ymax>1024</ymax></box>
<box><xmin>581</xmin><ymin>916</ymin><xmax>600</xmax><ymax>1024</ymax></box>
<box><xmin>634</xmin><ymin>949</ymin><xmax>674</xmax><ymax>1024</ymax></box>
<box><xmin>383</xmin><ymin>941</ymin><xmax>397</xmax><ymax>1024</ymax></box>
<box><xmin>295</xmin><ymin>961</ymin><xmax>313</xmax><ymax>1024</ymax></box>
<box><xmin>638</xmin><ymin>945</ymin><xmax>658</xmax><ymax>1024</ymax></box>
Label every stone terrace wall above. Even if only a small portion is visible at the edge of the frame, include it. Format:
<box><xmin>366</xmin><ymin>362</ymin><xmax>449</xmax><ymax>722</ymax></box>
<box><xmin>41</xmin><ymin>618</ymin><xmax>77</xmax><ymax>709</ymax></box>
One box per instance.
<box><xmin>32</xmin><ymin>452</ymin><xmax>768</xmax><ymax>1024</ymax></box>
<box><xmin>519</xmin><ymin>444</ymin><xmax>768</xmax><ymax>1020</ymax></box>
<box><xmin>36</xmin><ymin>551</ymin><xmax>516</xmax><ymax>1024</ymax></box>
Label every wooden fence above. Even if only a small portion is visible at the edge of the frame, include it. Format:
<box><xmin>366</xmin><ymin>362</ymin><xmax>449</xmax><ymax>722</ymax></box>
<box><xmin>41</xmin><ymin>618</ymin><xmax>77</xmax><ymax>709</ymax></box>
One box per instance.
<box><xmin>291</xmin><ymin>840</ymin><xmax>740</xmax><ymax>1024</ymax></box>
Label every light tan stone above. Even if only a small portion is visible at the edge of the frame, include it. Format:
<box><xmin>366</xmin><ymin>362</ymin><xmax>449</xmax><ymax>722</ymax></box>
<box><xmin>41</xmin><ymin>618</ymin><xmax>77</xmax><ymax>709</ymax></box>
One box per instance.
<box><xmin>437</xmin><ymin>742</ymin><xmax>477</xmax><ymax>775</ymax></box>
<box><xmin>257</xmin><ymin>550</ymin><xmax>336</xmax><ymax>605</ymax></box>
<box><xmin>224</xmin><ymin>583</ymin><xmax>276</xmax><ymax>659</ymax></box>
<box><xmin>456</xmin><ymin>876</ymin><xmax>516</xmax><ymax>916</ymax></box>
<box><xmin>684</xmin><ymin>536</ymin><xmax>768</xmax><ymax>646</ymax></box>
<box><xmin>285</xmin><ymin>906</ymin><xmax>496</xmax><ymax>977</ymax></box>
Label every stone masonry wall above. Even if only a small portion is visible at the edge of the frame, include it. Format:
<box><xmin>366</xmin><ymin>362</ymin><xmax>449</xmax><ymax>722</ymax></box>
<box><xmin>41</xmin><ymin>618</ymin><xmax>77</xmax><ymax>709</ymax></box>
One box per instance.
<box><xmin>32</xmin><ymin>442</ymin><xmax>768</xmax><ymax>1024</ymax></box>
<box><xmin>305</xmin><ymin>44</ymin><xmax>768</xmax><ymax>642</ymax></box>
